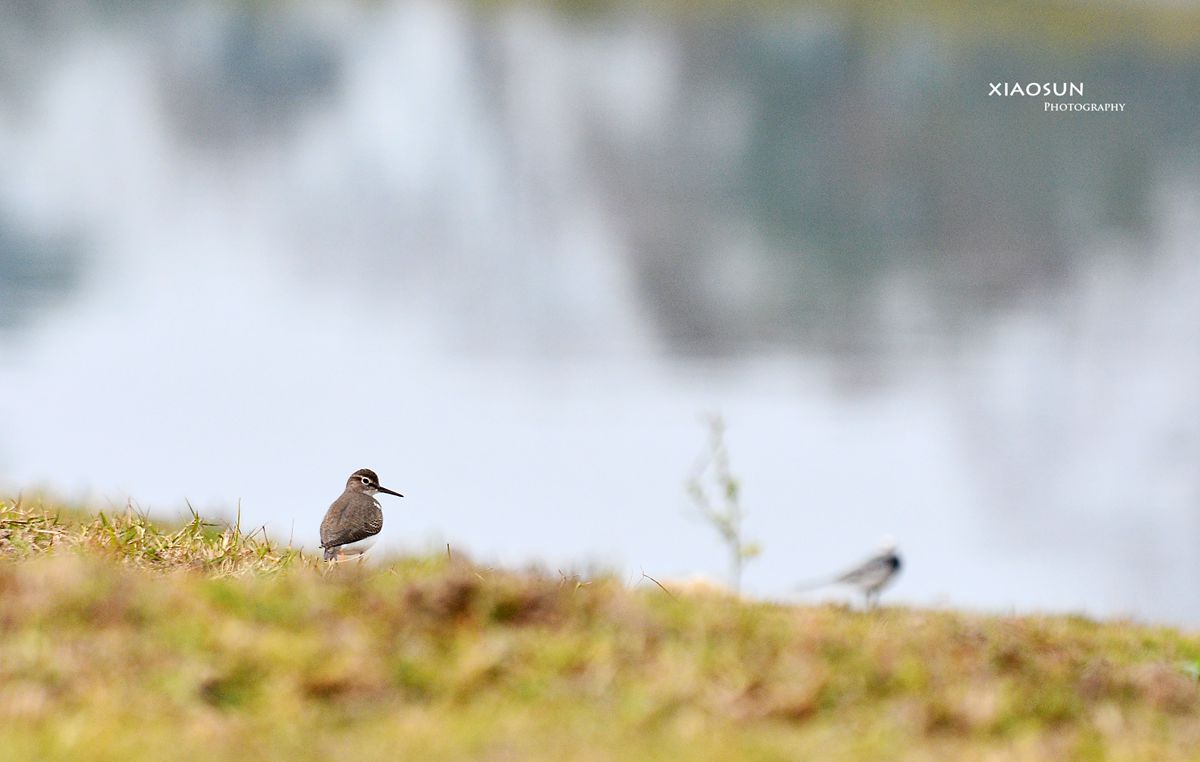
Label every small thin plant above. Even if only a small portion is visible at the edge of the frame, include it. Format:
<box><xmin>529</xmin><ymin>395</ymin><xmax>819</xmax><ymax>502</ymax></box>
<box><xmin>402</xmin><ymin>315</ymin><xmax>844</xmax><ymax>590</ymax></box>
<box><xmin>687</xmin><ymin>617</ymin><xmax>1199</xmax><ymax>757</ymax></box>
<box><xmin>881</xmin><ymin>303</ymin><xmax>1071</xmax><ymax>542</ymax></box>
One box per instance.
<box><xmin>686</xmin><ymin>414</ymin><xmax>760</xmax><ymax>594</ymax></box>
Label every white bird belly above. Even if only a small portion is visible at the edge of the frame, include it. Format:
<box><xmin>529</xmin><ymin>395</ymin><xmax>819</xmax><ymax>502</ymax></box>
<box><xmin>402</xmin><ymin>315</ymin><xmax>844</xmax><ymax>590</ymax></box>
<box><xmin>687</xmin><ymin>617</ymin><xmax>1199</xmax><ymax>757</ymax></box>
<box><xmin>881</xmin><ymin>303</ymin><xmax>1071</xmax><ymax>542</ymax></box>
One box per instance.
<box><xmin>335</xmin><ymin>538</ymin><xmax>376</xmax><ymax>556</ymax></box>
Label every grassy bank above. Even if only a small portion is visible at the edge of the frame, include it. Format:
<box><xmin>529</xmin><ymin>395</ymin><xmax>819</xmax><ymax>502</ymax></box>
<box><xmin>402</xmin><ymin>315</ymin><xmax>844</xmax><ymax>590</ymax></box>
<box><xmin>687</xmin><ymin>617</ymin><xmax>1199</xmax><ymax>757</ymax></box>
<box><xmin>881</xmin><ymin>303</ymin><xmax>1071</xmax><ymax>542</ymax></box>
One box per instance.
<box><xmin>1</xmin><ymin>501</ymin><xmax>1198</xmax><ymax>761</ymax></box>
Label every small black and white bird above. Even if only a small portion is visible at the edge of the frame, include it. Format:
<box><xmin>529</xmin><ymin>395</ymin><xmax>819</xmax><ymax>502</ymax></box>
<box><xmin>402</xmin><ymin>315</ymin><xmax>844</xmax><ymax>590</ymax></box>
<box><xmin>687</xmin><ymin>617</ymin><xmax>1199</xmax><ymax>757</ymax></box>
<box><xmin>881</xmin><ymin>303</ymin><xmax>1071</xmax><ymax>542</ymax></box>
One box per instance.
<box><xmin>797</xmin><ymin>538</ymin><xmax>902</xmax><ymax>609</ymax></box>
<box><xmin>319</xmin><ymin>468</ymin><xmax>404</xmax><ymax>561</ymax></box>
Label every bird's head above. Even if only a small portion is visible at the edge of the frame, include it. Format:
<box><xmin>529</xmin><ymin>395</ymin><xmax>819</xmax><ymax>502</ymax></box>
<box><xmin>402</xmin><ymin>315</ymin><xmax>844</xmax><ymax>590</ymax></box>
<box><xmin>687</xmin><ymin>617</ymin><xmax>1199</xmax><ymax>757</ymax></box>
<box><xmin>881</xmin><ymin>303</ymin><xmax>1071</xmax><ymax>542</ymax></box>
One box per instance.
<box><xmin>346</xmin><ymin>468</ymin><xmax>404</xmax><ymax>498</ymax></box>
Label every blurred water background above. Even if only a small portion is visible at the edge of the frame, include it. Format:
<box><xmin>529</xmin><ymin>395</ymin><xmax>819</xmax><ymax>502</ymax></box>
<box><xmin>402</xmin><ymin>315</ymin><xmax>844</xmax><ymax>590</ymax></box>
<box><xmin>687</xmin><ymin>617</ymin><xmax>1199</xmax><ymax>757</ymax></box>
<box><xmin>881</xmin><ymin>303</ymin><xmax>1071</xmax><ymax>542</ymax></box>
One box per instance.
<box><xmin>1</xmin><ymin>0</ymin><xmax>1198</xmax><ymax>623</ymax></box>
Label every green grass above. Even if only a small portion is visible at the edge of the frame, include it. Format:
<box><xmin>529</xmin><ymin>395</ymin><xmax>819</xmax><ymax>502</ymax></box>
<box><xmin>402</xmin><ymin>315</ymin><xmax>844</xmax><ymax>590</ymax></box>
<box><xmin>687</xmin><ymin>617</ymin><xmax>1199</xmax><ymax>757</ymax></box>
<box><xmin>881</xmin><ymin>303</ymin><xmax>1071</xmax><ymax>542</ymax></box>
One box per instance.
<box><xmin>2</xmin><ymin>500</ymin><xmax>1199</xmax><ymax>761</ymax></box>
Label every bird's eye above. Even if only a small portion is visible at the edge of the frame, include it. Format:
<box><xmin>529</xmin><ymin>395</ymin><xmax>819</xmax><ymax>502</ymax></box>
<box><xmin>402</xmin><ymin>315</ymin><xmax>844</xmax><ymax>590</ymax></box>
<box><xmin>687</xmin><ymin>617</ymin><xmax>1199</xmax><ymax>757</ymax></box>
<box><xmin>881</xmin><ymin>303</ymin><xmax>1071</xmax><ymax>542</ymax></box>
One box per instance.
<box><xmin>360</xmin><ymin>476</ymin><xmax>371</xmax><ymax>485</ymax></box>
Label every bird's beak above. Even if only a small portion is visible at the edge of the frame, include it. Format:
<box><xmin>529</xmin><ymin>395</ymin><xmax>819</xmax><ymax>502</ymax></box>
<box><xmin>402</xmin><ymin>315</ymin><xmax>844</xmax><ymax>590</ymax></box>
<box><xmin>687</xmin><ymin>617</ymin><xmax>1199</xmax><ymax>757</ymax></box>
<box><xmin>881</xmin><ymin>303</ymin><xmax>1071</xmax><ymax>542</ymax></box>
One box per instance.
<box><xmin>378</xmin><ymin>486</ymin><xmax>404</xmax><ymax>498</ymax></box>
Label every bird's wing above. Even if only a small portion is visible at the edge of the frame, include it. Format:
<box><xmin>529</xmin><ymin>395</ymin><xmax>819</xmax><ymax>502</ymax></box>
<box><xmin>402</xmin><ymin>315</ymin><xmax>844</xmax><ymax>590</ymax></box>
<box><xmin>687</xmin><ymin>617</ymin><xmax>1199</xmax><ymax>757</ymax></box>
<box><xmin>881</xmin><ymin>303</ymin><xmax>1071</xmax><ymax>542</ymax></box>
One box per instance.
<box><xmin>319</xmin><ymin>497</ymin><xmax>345</xmax><ymax>547</ymax></box>
<box><xmin>320</xmin><ymin>497</ymin><xmax>383</xmax><ymax>549</ymax></box>
<box><xmin>836</xmin><ymin>554</ymin><xmax>893</xmax><ymax>585</ymax></box>
<box><xmin>321</xmin><ymin>521</ymin><xmax>381</xmax><ymax>550</ymax></box>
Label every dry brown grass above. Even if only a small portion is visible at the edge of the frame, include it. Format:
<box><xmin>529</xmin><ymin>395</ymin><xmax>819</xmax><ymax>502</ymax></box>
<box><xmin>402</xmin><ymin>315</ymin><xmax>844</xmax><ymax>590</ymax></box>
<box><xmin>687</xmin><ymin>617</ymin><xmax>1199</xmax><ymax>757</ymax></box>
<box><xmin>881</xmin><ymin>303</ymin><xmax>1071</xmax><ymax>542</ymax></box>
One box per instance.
<box><xmin>1</xmin><ymin>499</ymin><xmax>301</xmax><ymax>574</ymax></box>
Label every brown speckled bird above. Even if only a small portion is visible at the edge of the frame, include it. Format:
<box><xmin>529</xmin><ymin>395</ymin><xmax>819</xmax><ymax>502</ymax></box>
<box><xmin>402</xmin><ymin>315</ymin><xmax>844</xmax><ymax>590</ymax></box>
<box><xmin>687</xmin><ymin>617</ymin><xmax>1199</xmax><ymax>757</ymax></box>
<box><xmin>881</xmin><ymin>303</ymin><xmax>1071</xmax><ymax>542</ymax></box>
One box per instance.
<box><xmin>319</xmin><ymin>468</ymin><xmax>404</xmax><ymax>561</ymax></box>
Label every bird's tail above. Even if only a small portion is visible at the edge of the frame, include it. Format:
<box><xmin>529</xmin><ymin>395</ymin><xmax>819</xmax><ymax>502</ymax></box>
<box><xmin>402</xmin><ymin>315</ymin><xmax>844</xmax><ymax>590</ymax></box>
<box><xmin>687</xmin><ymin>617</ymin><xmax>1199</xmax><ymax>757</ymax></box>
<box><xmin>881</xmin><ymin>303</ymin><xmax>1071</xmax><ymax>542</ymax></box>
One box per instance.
<box><xmin>793</xmin><ymin>576</ymin><xmax>836</xmax><ymax>593</ymax></box>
